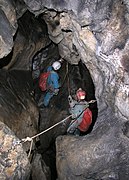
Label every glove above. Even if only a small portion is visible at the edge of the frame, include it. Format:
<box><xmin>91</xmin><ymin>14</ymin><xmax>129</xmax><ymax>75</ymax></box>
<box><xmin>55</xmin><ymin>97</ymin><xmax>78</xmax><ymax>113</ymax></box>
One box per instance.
<box><xmin>54</xmin><ymin>89</ymin><xmax>59</xmax><ymax>95</ymax></box>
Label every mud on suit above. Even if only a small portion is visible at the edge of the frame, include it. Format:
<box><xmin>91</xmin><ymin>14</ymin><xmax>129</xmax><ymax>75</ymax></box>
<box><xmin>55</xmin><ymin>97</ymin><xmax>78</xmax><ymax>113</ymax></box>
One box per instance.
<box><xmin>43</xmin><ymin>66</ymin><xmax>60</xmax><ymax>106</ymax></box>
<box><xmin>67</xmin><ymin>99</ymin><xmax>92</xmax><ymax>135</ymax></box>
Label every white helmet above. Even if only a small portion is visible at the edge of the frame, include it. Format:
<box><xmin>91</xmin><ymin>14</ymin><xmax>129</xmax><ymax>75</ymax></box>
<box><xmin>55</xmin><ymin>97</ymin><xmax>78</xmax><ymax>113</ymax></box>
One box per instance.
<box><xmin>52</xmin><ymin>61</ymin><xmax>61</xmax><ymax>70</ymax></box>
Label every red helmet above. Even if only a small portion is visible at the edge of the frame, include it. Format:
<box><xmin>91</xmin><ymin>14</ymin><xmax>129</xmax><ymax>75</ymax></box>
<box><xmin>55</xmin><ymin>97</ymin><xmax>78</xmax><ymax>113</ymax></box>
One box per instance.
<box><xmin>76</xmin><ymin>88</ymin><xmax>86</xmax><ymax>100</ymax></box>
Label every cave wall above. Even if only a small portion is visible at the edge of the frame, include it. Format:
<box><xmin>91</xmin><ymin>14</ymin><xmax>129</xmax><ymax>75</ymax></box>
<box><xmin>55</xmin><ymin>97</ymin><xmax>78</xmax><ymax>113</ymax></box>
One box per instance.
<box><xmin>0</xmin><ymin>70</ymin><xmax>39</xmax><ymax>151</ymax></box>
<box><xmin>22</xmin><ymin>0</ymin><xmax>129</xmax><ymax>120</ymax></box>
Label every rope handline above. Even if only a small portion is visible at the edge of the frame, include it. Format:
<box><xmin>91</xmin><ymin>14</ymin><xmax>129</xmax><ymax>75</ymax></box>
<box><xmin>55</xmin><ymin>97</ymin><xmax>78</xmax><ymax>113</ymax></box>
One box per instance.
<box><xmin>19</xmin><ymin>115</ymin><xmax>72</xmax><ymax>158</ymax></box>
<box><xmin>28</xmin><ymin>139</ymin><xmax>33</xmax><ymax>158</ymax></box>
<box><xmin>66</xmin><ymin>62</ymin><xmax>71</xmax><ymax>96</ymax></box>
<box><xmin>21</xmin><ymin>114</ymin><xmax>72</xmax><ymax>143</ymax></box>
<box><xmin>31</xmin><ymin>114</ymin><xmax>72</xmax><ymax>139</ymax></box>
<box><xmin>60</xmin><ymin>63</ymin><xmax>68</xmax><ymax>88</ymax></box>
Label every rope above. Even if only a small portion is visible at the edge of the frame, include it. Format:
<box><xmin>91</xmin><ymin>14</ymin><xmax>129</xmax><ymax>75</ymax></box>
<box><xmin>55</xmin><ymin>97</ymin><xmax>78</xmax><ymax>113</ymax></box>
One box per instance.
<box><xmin>66</xmin><ymin>62</ymin><xmax>71</xmax><ymax>95</ymax></box>
<box><xmin>60</xmin><ymin>62</ymin><xmax>68</xmax><ymax>88</ymax></box>
<box><xmin>28</xmin><ymin>139</ymin><xmax>33</xmax><ymax>158</ymax></box>
<box><xmin>16</xmin><ymin>114</ymin><xmax>72</xmax><ymax>158</ymax></box>
<box><xmin>31</xmin><ymin>114</ymin><xmax>72</xmax><ymax>139</ymax></box>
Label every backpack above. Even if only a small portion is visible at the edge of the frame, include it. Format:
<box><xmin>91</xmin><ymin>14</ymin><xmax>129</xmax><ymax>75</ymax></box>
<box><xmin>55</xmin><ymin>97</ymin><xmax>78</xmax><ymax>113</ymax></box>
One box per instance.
<box><xmin>39</xmin><ymin>72</ymin><xmax>50</xmax><ymax>91</ymax></box>
<box><xmin>78</xmin><ymin>108</ymin><xmax>92</xmax><ymax>132</ymax></box>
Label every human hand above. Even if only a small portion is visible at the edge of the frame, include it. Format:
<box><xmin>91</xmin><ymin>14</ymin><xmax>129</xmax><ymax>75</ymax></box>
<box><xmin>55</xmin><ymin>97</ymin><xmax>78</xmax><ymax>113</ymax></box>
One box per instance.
<box><xmin>72</xmin><ymin>113</ymin><xmax>77</xmax><ymax>119</ymax></box>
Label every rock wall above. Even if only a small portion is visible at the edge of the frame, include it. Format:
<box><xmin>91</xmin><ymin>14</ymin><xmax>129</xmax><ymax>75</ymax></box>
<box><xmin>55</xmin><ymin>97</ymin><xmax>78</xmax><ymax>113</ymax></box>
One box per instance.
<box><xmin>0</xmin><ymin>0</ymin><xmax>17</xmax><ymax>58</ymax></box>
<box><xmin>0</xmin><ymin>70</ymin><xmax>39</xmax><ymax>151</ymax></box>
<box><xmin>22</xmin><ymin>0</ymin><xmax>129</xmax><ymax>120</ymax></box>
<box><xmin>56</xmin><ymin>107</ymin><xmax>129</xmax><ymax>180</ymax></box>
<box><xmin>0</xmin><ymin>121</ymin><xmax>30</xmax><ymax>179</ymax></box>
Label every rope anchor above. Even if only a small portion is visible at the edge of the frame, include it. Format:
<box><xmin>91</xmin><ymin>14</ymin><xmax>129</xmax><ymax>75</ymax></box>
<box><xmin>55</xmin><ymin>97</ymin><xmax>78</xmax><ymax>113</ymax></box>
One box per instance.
<box><xmin>14</xmin><ymin>114</ymin><xmax>72</xmax><ymax>157</ymax></box>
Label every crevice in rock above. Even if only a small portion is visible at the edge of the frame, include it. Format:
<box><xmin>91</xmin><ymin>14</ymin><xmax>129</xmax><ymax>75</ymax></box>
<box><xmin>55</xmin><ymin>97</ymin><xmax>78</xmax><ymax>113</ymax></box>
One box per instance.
<box><xmin>0</xmin><ymin>51</ymin><xmax>13</xmax><ymax>69</ymax></box>
<box><xmin>122</xmin><ymin>121</ymin><xmax>129</xmax><ymax>138</ymax></box>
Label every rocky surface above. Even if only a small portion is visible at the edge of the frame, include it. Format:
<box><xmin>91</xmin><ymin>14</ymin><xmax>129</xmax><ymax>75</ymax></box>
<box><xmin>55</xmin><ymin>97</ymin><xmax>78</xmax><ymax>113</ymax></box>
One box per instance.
<box><xmin>0</xmin><ymin>121</ymin><xmax>30</xmax><ymax>179</ymax></box>
<box><xmin>4</xmin><ymin>11</ymin><xmax>51</xmax><ymax>70</ymax></box>
<box><xmin>56</xmin><ymin>107</ymin><xmax>129</xmax><ymax>180</ymax></box>
<box><xmin>21</xmin><ymin>0</ymin><xmax>129</xmax><ymax>121</ymax></box>
<box><xmin>0</xmin><ymin>0</ymin><xmax>17</xmax><ymax>58</ymax></box>
<box><xmin>31</xmin><ymin>153</ymin><xmax>51</xmax><ymax>180</ymax></box>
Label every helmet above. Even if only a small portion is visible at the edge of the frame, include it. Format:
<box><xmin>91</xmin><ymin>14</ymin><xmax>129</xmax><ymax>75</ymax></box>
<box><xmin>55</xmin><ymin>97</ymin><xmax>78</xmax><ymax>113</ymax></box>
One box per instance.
<box><xmin>76</xmin><ymin>88</ymin><xmax>86</xmax><ymax>100</ymax></box>
<box><xmin>52</xmin><ymin>61</ymin><xmax>61</xmax><ymax>70</ymax></box>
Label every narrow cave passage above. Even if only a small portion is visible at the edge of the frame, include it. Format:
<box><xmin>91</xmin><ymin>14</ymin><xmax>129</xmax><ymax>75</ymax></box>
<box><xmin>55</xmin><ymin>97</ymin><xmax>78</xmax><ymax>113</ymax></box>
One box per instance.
<box><xmin>0</xmin><ymin>10</ymin><xmax>98</xmax><ymax>180</ymax></box>
<box><xmin>31</xmin><ymin>47</ymin><xmax>98</xmax><ymax>179</ymax></box>
<box><xmin>1</xmin><ymin>1</ymin><xmax>129</xmax><ymax>179</ymax></box>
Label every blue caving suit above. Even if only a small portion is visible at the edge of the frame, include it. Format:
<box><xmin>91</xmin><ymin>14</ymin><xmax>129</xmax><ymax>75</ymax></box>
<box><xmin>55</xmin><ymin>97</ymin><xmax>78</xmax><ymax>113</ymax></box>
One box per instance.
<box><xmin>43</xmin><ymin>66</ymin><xmax>60</xmax><ymax>106</ymax></box>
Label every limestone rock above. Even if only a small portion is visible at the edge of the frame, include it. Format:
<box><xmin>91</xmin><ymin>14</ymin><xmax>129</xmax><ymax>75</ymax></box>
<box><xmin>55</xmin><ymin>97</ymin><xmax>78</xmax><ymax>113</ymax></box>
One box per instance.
<box><xmin>79</xmin><ymin>28</ymin><xmax>97</xmax><ymax>52</ymax></box>
<box><xmin>43</xmin><ymin>11</ymin><xmax>63</xmax><ymax>44</ymax></box>
<box><xmin>0</xmin><ymin>121</ymin><xmax>30</xmax><ymax>179</ymax></box>
<box><xmin>0</xmin><ymin>0</ymin><xmax>17</xmax><ymax>58</ymax></box>
<box><xmin>0</xmin><ymin>9</ymin><xmax>14</xmax><ymax>58</ymax></box>
<box><xmin>56</xmin><ymin>108</ymin><xmax>129</xmax><ymax>180</ymax></box>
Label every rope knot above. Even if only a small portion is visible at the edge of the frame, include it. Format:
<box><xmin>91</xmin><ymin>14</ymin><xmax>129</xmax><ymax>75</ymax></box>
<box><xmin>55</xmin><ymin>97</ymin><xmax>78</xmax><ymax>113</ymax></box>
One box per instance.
<box><xmin>22</xmin><ymin>137</ymin><xmax>32</xmax><ymax>142</ymax></box>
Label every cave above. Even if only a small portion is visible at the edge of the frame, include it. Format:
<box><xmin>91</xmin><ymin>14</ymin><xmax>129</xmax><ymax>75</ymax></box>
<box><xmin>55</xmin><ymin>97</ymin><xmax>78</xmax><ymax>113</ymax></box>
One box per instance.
<box><xmin>0</xmin><ymin>0</ymin><xmax>129</xmax><ymax>180</ymax></box>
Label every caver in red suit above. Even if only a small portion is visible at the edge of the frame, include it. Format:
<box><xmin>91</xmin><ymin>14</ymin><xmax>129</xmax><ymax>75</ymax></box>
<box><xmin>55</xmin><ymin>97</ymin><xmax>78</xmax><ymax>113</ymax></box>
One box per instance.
<box><xmin>67</xmin><ymin>88</ymin><xmax>93</xmax><ymax>136</ymax></box>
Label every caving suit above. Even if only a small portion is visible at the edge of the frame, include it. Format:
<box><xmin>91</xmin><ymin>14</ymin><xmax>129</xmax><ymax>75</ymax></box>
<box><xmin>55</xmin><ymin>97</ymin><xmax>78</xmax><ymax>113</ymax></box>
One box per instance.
<box><xmin>43</xmin><ymin>66</ymin><xmax>60</xmax><ymax>106</ymax></box>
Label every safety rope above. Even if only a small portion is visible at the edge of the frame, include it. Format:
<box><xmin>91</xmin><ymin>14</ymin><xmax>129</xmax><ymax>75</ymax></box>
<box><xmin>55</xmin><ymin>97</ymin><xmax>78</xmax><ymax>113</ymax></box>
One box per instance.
<box><xmin>60</xmin><ymin>62</ymin><xmax>68</xmax><ymax>88</ymax></box>
<box><xmin>66</xmin><ymin>62</ymin><xmax>71</xmax><ymax>95</ymax></box>
<box><xmin>15</xmin><ymin>114</ymin><xmax>72</xmax><ymax>158</ymax></box>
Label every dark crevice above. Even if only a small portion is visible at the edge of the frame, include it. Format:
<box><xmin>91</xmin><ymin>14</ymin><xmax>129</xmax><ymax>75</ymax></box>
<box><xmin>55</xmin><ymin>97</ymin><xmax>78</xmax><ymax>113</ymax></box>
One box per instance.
<box><xmin>62</xmin><ymin>29</ymin><xmax>72</xmax><ymax>32</ymax></box>
<box><xmin>18</xmin><ymin>10</ymin><xmax>48</xmax><ymax>40</ymax></box>
<box><xmin>0</xmin><ymin>50</ymin><xmax>13</xmax><ymax>69</ymax></box>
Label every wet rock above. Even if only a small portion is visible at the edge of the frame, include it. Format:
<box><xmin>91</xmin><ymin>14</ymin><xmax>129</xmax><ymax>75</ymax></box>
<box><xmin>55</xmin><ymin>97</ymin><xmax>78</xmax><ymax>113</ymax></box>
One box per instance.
<box><xmin>0</xmin><ymin>121</ymin><xmax>30</xmax><ymax>179</ymax></box>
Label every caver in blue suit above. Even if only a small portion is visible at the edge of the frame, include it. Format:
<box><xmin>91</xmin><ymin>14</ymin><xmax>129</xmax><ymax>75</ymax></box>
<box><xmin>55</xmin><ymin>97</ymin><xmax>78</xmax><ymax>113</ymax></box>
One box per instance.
<box><xmin>43</xmin><ymin>66</ymin><xmax>60</xmax><ymax>106</ymax></box>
